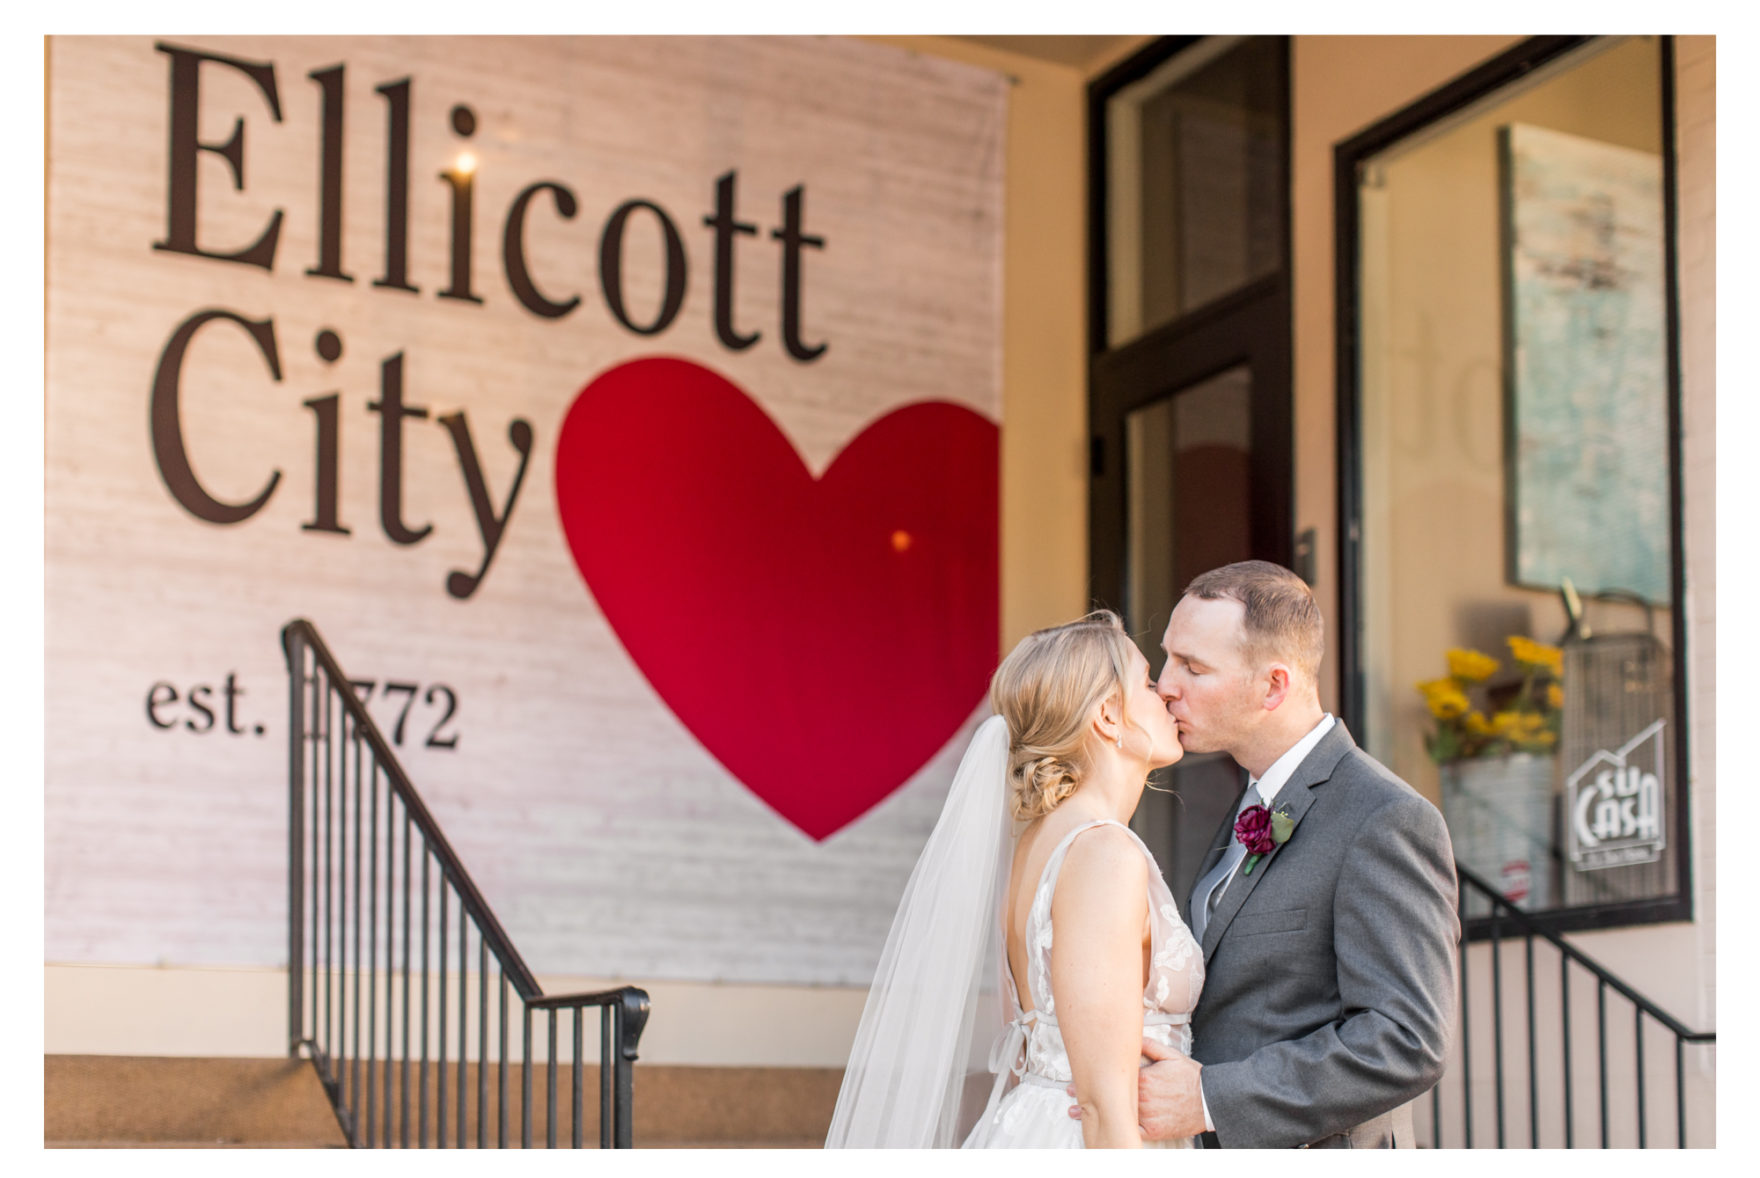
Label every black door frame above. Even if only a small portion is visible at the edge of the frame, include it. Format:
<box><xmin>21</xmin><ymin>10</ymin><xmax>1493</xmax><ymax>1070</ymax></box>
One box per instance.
<box><xmin>1086</xmin><ymin>36</ymin><xmax>1295</xmax><ymax>623</ymax></box>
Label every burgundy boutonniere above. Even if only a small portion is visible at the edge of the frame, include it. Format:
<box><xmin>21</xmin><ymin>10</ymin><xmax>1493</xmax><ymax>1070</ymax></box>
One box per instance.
<box><xmin>1235</xmin><ymin>803</ymin><xmax>1297</xmax><ymax>876</ymax></box>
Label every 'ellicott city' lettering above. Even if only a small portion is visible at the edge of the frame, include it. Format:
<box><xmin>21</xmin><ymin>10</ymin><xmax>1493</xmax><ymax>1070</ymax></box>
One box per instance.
<box><xmin>147</xmin><ymin>41</ymin><xmax>829</xmax><ymax>600</ymax></box>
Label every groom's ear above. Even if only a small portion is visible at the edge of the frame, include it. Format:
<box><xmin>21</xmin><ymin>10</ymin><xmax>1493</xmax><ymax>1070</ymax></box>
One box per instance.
<box><xmin>1261</xmin><ymin>662</ymin><xmax>1294</xmax><ymax>710</ymax></box>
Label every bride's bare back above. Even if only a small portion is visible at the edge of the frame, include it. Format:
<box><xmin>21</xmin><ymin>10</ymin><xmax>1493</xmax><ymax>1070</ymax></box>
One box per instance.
<box><xmin>1005</xmin><ymin>812</ymin><xmax>1152</xmax><ymax>1017</ymax></box>
<box><xmin>968</xmin><ymin>800</ymin><xmax>1205</xmax><ymax>1150</ymax></box>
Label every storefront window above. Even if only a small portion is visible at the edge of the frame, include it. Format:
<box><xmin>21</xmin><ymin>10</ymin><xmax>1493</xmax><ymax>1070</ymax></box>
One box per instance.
<box><xmin>1345</xmin><ymin>37</ymin><xmax>1686</xmax><ymax>927</ymax></box>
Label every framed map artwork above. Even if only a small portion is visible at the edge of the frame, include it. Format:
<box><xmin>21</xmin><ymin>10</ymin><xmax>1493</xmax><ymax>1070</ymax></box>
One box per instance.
<box><xmin>1500</xmin><ymin>122</ymin><xmax>1670</xmax><ymax>604</ymax></box>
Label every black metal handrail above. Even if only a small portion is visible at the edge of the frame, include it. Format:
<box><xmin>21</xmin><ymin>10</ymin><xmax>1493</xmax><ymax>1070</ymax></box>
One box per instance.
<box><xmin>1425</xmin><ymin>863</ymin><xmax>1714</xmax><ymax>1148</ymax></box>
<box><xmin>283</xmin><ymin>619</ymin><xmax>650</xmax><ymax>1148</ymax></box>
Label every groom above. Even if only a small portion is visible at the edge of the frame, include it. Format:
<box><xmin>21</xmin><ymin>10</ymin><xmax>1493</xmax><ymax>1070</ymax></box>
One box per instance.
<box><xmin>1080</xmin><ymin>560</ymin><xmax>1459</xmax><ymax>1147</ymax></box>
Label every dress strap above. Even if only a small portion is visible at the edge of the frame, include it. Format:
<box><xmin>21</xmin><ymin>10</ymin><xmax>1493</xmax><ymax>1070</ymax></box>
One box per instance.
<box><xmin>1024</xmin><ymin>819</ymin><xmax>1131</xmax><ymax>1021</ymax></box>
<box><xmin>1034</xmin><ymin>819</ymin><xmax>1129</xmax><ymax>908</ymax></box>
<box><xmin>1100</xmin><ymin>821</ymin><xmax>1182</xmax><ymax>980</ymax></box>
<box><xmin>1048</xmin><ymin>818</ymin><xmax>1128</xmax><ymax>860</ymax></box>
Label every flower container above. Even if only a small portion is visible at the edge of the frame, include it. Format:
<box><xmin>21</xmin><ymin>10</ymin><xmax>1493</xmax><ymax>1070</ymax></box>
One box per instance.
<box><xmin>1439</xmin><ymin>752</ymin><xmax>1557</xmax><ymax>911</ymax></box>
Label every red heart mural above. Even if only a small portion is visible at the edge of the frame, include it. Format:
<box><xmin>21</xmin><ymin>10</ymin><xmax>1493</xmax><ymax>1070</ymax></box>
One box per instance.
<box><xmin>554</xmin><ymin>357</ymin><xmax>999</xmax><ymax>841</ymax></box>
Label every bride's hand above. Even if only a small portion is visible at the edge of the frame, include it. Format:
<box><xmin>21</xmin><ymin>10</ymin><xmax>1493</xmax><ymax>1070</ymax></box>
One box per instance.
<box><xmin>1063</xmin><ymin>1086</ymin><xmax>1150</xmax><ymax>1140</ymax></box>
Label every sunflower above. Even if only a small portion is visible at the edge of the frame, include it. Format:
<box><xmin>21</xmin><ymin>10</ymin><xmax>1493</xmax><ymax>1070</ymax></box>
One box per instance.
<box><xmin>1507</xmin><ymin>635</ymin><xmax>1564</xmax><ymax>677</ymax></box>
<box><xmin>1446</xmin><ymin>647</ymin><xmax>1499</xmax><ymax>682</ymax></box>
<box><xmin>1420</xmin><ymin>634</ymin><xmax>1565</xmax><ymax>765</ymax></box>
<box><xmin>1416</xmin><ymin>678</ymin><xmax>1470</xmax><ymax>720</ymax></box>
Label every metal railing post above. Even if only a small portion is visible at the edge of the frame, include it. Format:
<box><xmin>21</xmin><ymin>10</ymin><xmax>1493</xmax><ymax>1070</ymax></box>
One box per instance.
<box><xmin>546</xmin><ymin>1010</ymin><xmax>558</xmax><ymax>1149</ymax></box>
<box><xmin>1674</xmin><ymin>1037</ymin><xmax>1685</xmax><ymax>1149</ymax></box>
<box><xmin>1598</xmin><ymin>981</ymin><xmax>1609</xmax><ymax>1147</ymax></box>
<box><xmin>1491</xmin><ymin>907</ymin><xmax>1505</xmax><ymax>1148</ymax></box>
<box><xmin>1459</xmin><ymin>886</ymin><xmax>1473</xmax><ymax>1148</ymax></box>
<box><xmin>573</xmin><ymin>1008</ymin><xmax>585</xmax><ymax>1149</ymax></box>
<box><xmin>1525</xmin><ymin>933</ymin><xmax>1538</xmax><ymax>1149</ymax></box>
<box><xmin>1635</xmin><ymin>1010</ymin><xmax>1647</xmax><ymax>1148</ymax></box>
<box><xmin>287</xmin><ymin>634</ymin><xmax>306</xmax><ymax>1057</ymax></box>
<box><xmin>1562</xmin><ymin>954</ymin><xmax>1573</xmax><ymax>1148</ymax></box>
<box><xmin>523</xmin><ymin>1005</ymin><xmax>534</xmax><ymax>1149</ymax></box>
<box><xmin>600</xmin><ymin>1005</ymin><xmax>613</xmax><ymax>1149</ymax></box>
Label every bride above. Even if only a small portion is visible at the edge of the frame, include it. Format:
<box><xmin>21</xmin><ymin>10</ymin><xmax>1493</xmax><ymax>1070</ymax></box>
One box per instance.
<box><xmin>826</xmin><ymin>611</ymin><xmax>1204</xmax><ymax>1148</ymax></box>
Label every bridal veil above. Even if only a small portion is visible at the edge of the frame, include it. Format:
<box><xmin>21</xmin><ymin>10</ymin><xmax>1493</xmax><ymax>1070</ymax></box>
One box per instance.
<box><xmin>825</xmin><ymin>714</ymin><xmax>1016</xmax><ymax>1148</ymax></box>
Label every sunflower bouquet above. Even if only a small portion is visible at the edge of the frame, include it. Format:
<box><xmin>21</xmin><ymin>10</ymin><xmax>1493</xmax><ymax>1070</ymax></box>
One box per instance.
<box><xmin>1416</xmin><ymin>637</ymin><xmax>1563</xmax><ymax>764</ymax></box>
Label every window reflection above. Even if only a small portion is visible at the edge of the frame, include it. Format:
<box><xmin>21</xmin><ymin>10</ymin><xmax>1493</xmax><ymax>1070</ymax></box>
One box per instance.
<box><xmin>1355</xmin><ymin>36</ymin><xmax>1677</xmax><ymax>919</ymax></box>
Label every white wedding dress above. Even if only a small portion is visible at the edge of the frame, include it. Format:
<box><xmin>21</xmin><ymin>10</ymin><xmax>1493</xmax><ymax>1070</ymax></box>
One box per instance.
<box><xmin>962</xmin><ymin>818</ymin><xmax>1205</xmax><ymax>1149</ymax></box>
<box><xmin>824</xmin><ymin>718</ymin><xmax>1204</xmax><ymax>1149</ymax></box>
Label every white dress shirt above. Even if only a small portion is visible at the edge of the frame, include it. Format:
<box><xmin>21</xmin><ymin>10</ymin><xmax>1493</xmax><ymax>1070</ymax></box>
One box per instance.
<box><xmin>1197</xmin><ymin>713</ymin><xmax>1335</xmax><ymax>1135</ymax></box>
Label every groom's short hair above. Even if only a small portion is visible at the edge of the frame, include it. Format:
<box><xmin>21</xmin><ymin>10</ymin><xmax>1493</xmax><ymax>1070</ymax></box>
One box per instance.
<box><xmin>1183</xmin><ymin>561</ymin><xmax>1324</xmax><ymax>682</ymax></box>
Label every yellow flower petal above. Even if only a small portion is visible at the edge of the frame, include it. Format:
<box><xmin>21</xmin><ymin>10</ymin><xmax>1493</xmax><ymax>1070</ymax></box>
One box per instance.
<box><xmin>1508</xmin><ymin>635</ymin><xmax>1564</xmax><ymax>675</ymax></box>
<box><xmin>1431</xmin><ymin>684</ymin><xmax>1470</xmax><ymax>719</ymax></box>
<box><xmin>1447</xmin><ymin>648</ymin><xmax>1499</xmax><ymax>682</ymax></box>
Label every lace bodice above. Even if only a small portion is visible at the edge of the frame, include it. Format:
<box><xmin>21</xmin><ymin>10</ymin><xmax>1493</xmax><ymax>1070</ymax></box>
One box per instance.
<box><xmin>992</xmin><ymin>819</ymin><xmax>1204</xmax><ymax>1086</ymax></box>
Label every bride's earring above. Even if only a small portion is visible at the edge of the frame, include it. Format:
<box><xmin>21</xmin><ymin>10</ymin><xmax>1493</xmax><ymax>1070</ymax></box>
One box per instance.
<box><xmin>1115</xmin><ymin>732</ymin><xmax>1123</xmax><ymax>749</ymax></box>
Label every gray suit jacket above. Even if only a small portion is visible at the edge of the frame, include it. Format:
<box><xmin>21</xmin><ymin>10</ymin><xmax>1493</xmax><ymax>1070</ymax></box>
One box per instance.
<box><xmin>1189</xmin><ymin>720</ymin><xmax>1459</xmax><ymax>1148</ymax></box>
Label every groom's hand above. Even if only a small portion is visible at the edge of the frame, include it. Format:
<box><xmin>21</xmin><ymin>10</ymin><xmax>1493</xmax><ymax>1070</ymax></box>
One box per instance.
<box><xmin>1135</xmin><ymin>1036</ymin><xmax>1206</xmax><ymax>1141</ymax></box>
<box><xmin>1063</xmin><ymin>1037</ymin><xmax>1207</xmax><ymax>1142</ymax></box>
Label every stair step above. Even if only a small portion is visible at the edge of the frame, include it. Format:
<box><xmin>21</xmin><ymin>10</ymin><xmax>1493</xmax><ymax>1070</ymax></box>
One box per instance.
<box><xmin>49</xmin><ymin>1133</ymin><xmax>346</xmax><ymax>1141</ymax></box>
<box><xmin>46</xmin><ymin>1055</ymin><xmax>842</xmax><ymax>1148</ymax></box>
<box><xmin>46</xmin><ymin>1056</ymin><xmax>346</xmax><ymax>1147</ymax></box>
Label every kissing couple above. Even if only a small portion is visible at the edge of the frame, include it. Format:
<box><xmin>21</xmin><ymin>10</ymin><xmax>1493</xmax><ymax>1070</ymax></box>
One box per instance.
<box><xmin>827</xmin><ymin>561</ymin><xmax>1461</xmax><ymax>1148</ymax></box>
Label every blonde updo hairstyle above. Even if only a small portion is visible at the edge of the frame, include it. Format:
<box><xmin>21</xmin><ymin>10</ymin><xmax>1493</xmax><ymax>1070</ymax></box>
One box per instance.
<box><xmin>988</xmin><ymin>610</ymin><xmax>1139</xmax><ymax>822</ymax></box>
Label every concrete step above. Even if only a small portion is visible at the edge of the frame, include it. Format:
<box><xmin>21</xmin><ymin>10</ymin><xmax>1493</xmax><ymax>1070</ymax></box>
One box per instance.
<box><xmin>52</xmin><ymin>1138</ymin><xmax>823</xmax><ymax>1148</ymax></box>
<box><xmin>50</xmin><ymin>1133</ymin><xmax>346</xmax><ymax>1141</ymax></box>
<box><xmin>46</xmin><ymin>1055</ymin><xmax>841</xmax><ymax>1148</ymax></box>
<box><xmin>46</xmin><ymin>1056</ymin><xmax>347</xmax><ymax>1147</ymax></box>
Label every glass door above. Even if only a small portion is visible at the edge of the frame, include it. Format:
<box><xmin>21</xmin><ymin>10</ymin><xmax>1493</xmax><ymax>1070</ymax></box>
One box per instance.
<box><xmin>1089</xmin><ymin>36</ymin><xmax>1293</xmax><ymax>906</ymax></box>
<box><xmin>1123</xmin><ymin>364</ymin><xmax>1258</xmax><ymax>901</ymax></box>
